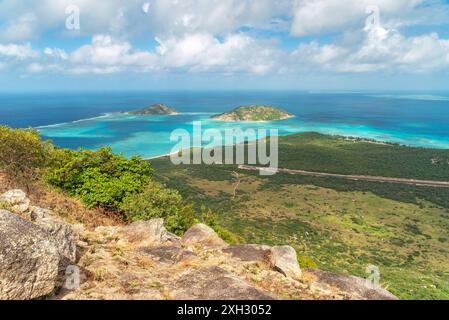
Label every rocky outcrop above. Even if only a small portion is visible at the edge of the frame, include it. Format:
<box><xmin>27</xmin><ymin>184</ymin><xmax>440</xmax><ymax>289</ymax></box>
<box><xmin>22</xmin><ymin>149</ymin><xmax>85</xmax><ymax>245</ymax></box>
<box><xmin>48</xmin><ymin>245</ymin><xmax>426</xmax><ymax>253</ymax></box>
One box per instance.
<box><xmin>0</xmin><ymin>190</ymin><xmax>30</xmax><ymax>213</ymax></box>
<box><xmin>37</xmin><ymin>218</ymin><xmax>77</xmax><ymax>264</ymax></box>
<box><xmin>269</xmin><ymin>246</ymin><xmax>302</xmax><ymax>280</ymax></box>
<box><xmin>223</xmin><ymin>244</ymin><xmax>271</xmax><ymax>262</ymax></box>
<box><xmin>0</xmin><ymin>189</ymin><xmax>78</xmax><ymax>300</ymax></box>
<box><xmin>173</xmin><ymin>267</ymin><xmax>276</xmax><ymax>300</ymax></box>
<box><xmin>222</xmin><ymin>244</ymin><xmax>302</xmax><ymax>280</ymax></box>
<box><xmin>181</xmin><ymin>224</ymin><xmax>226</xmax><ymax>249</ymax></box>
<box><xmin>119</xmin><ymin>219</ymin><xmax>180</xmax><ymax>245</ymax></box>
<box><xmin>27</xmin><ymin>205</ymin><xmax>78</xmax><ymax>264</ymax></box>
<box><xmin>0</xmin><ymin>189</ymin><xmax>399</xmax><ymax>301</ymax></box>
<box><xmin>307</xmin><ymin>269</ymin><xmax>398</xmax><ymax>300</ymax></box>
<box><xmin>0</xmin><ymin>210</ymin><xmax>60</xmax><ymax>300</ymax></box>
<box><xmin>138</xmin><ymin>246</ymin><xmax>196</xmax><ymax>265</ymax></box>
<box><xmin>29</xmin><ymin>206</ymin><xmax>54</xmax><ymax>221</ymax></box>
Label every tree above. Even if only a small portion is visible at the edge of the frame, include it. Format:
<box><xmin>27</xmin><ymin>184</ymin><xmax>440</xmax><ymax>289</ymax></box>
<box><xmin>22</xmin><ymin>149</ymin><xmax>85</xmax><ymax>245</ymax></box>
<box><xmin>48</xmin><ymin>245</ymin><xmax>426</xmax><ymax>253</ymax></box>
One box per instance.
<box><xmin>120</xmin><ymin>180</ymin><xmax>196</xmax><ymax>235</ymax></box>
<box><xmin>0</xmin><ymin>126</ymin><xmax>51</xmax><ymax>189</ymax></box>
<box><xmin>46</xmin><ymin>147</ymin><xmax>153</xmax><ymax>210</ymax></box>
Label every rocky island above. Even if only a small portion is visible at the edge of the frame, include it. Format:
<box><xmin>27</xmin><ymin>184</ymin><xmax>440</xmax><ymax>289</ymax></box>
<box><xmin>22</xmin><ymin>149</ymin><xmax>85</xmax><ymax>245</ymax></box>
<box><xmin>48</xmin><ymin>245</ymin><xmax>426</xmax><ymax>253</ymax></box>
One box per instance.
<box><xmin>212</xmin><ymin>105</ymin><xmax>294</xmax><ymax>122</ymax></box>
<box><xmin>128</xmin><ymin>103</ymin><xmax>178</xmax><ymax>116</ymax></box>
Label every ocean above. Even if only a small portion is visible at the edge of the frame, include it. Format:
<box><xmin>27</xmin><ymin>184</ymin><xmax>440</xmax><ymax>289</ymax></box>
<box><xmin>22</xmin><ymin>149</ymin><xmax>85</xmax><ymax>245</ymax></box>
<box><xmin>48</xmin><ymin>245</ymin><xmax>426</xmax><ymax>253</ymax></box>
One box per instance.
<box><xmin>1</xmin><ymin>91</ymin><xmax>449</xmax><ymax>158</ymax></box>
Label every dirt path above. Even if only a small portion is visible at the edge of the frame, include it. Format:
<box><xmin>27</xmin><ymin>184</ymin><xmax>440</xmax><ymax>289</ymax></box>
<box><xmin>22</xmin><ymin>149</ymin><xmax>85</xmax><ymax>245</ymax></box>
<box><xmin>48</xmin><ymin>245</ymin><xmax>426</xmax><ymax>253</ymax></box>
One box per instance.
<box><xmin>238</xmin><ymin>165</ymin><xmax>449</xmax><ymax>188</ymax></box>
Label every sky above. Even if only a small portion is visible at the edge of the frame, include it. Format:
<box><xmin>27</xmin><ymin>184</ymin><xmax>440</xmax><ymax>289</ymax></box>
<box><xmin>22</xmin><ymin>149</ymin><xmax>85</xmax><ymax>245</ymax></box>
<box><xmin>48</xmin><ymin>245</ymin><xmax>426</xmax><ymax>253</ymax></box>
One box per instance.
<box><xmin>1</xmin><ymin>0</ymin><xmax>449</xmax><ymax>91</ymax></box>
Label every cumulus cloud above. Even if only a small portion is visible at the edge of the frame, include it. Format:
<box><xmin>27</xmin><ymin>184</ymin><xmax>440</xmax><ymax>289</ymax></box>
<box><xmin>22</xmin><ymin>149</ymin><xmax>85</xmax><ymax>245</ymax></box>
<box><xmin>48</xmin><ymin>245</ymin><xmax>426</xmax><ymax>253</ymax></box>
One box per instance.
<box><xmin>1</xmin><ymin>0</ymin><xmax>449</xmax><ymax>78</ymax></box>
<box><xmin>155</xmin><ymin>33</ymin><xmax>280</xmax><ymax>74</ymax></box>
<box><xmin>6</xmin><ymin>25</ymin><xmax>449</xmax><ymax>77</ymax></box>
<box><xmin>294</xmin><ymin>26</ymin><xmax>449</xmax><ymax>73</ymax></box>
<box><xmin>291</xmin><ymin>0</ymin><xmax>429</xmax><ymax>36</ymax></box>
<box><xmin>0</xmin><ymin>43</ymin><xmax>38</xmax><ymax>60</ymax></box>
<box><xmin>20</xmin><ymin>33</ymin><xmax>280</xmax><ymax>75</ymax></box>
<box><xmin>0</xmin><ymin>0</ymin><xmax>290</xmax><ymax>41</ymax></box>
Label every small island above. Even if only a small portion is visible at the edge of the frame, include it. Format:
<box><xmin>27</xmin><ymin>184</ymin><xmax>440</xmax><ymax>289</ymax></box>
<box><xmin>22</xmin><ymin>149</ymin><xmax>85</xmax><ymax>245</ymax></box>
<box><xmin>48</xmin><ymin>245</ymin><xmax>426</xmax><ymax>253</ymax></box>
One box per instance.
<box><xmin>128</xmin><ymin>103</ymin><xmax>178</xmax><ymax>115</ymax></box>
<box><xmin>211</xmin><ymin>105</ymin><xmax>294</xmax><ymax>122</ymax></box>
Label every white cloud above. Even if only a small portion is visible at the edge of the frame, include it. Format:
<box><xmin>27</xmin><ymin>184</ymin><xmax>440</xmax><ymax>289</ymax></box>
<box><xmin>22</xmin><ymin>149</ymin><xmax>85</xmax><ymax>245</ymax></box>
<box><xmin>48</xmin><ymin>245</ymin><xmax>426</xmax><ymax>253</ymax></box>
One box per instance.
<box><xmin>0</xmin><ymin>13</ymin><xmax>39</xmax><ymax>42</ymax></box>
<box><xmin>0</xmin><ymin>0</ymin><xmax>290</xmax><ymax>41</ymax></box>
<box><xmin>0</xmin><ymin>0</ymin><xmax>448</xmax><ymax>42</ymax></box>
<box><xmin>6</xmin><ymin>24</ymin><xmax>449</xmax><ymax>77</ymax></box>
<box><xmin>67</xmin><ymin>35</ymin><xmax>156</xmax><ymax>74</ymax></box>
<box><xmin>291</xmin><ymin>0</ymin><xmax>427</xmax><ymax>36</ymax></box>
<box><xmin>2</xmin><ymin>1</ymin><xmax>449</xmax><ymax>78</ymax></box>
<box><xmin>44</xmin><ymin>48</ymin><xmax>69</xmax><ymax>60</ymax></box>
<box><xmin>0</xmin><ymin>43</ymin><xmax>38</xmax><ymax>60</ymax></box>
<box><xmin>154</xmin><ymin>33</ymin><xmax>280</xmax><ymax>74</ymax></box>
<box><xmin>294</xmin><ymin>26</ymin><xmax>449</xmax><ymax>73</ymax></box>
<box><xmin>24</xmin><ymin>33</ymin><xmax>280</xmax><ymax>75</ymax></box>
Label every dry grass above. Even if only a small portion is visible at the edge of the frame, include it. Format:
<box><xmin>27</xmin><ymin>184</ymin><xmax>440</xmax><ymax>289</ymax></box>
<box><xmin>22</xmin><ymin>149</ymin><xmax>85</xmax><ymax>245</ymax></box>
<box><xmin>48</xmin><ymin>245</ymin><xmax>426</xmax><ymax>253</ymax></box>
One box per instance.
<box><xmin>0</xmin><ymin>173</ymin><xmax>120</xmax><ymax>229</ymax></box>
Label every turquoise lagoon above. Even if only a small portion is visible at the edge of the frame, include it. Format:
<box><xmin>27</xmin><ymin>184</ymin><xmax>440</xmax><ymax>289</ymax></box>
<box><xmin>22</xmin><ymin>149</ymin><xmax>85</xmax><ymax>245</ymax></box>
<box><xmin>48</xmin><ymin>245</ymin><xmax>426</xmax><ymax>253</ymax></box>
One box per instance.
<box><xmin>1</xmin><ymin>91</ymin><xmax>449</xmax><ymax>157</ymax></box>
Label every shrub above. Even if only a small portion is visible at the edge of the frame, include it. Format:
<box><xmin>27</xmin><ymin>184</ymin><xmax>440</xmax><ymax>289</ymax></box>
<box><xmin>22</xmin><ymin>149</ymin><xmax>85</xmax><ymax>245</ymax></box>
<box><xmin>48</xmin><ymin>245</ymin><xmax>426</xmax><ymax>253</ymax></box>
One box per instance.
<box><xmin>297</xmin><ymin>255</ymin><xmax>318</xmax><ymax>269</ymax></box>
<box><xmin>120</xmin><ymin>181</ymin><xmax>196</xmax><ymax>235</ymax></box>
<box><xmin>46</xmin><ymin>147</ymin><xmax>153</xmax><ymax>210</ymax></box>
<box><xmin>0</xmin><ymin>126</ymin><xmax>52</xmax><ymax>187</ymax></box>
<box><xmin>198</xmin><ymin>206</ymin><xmax>241</xmax><ymax>244</ymax></box>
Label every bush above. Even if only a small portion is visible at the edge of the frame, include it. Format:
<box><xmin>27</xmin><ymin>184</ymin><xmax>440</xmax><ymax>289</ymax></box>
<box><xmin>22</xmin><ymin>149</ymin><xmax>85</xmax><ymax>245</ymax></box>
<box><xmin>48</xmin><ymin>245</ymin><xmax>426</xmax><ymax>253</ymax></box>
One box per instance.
<box><xmin>297</xmin><ymin>255</ymin><xmax>318</xmax><ymax>269</ymax></box>
<box><xmin>46</xmin><ymin>147</ymin><xmax>153</xmax><ymax>210</ymax></box>
<box><xmin>120</xmin><ymin>181</ymin><xmax>196</xmax><ymax>235</ymax></box>
<box><xmin>0</xmin><ymin>126</ymin><xmax>52</xmax><ymax>186</ymax></box>
<box><xmin>198</xmin><ymin>206</ymin><xmax>241</xmax><ymax>244</ymax></box>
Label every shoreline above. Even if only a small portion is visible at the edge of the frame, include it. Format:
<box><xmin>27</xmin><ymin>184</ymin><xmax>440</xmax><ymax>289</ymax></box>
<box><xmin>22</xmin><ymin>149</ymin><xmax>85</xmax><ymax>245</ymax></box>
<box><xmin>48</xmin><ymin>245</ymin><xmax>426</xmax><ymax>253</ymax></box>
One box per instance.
<box><xmin>34</xmin><ymin>112</ymin><xmax>449</xmax><ymax>154</ymax></box>
<box><xmin>141</xmin><ymin>131</ymin><xmax>449</xmax><ymax>161</ymax></box>
<box><xmin>143</xmin><ymin>133</ymin><xmax>407</xmax><ymax>162</ymax></box>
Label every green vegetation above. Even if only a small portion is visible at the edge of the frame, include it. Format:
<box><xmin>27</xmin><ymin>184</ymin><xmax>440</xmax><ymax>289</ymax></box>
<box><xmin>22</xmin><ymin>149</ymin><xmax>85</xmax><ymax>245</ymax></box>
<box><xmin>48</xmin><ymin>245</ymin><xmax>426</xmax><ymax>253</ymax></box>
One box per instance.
<box><xmin>0</xmin><ymin>127</ymin><xmax>52</xmax><ymax>187</ymax></box>
<box><xmin>3</xmin><ymin>126</ymin><xmax>448</xmax><ymax>299</ymax></box>
<box><xmin>276</xmin><ymin>133</ymin><xmax>449</xmax><ymax>181</ymax></box>
<box><xmin>46</xmin><ymin>147</ymin><xmax>153</xmax><ymax>211</ymax></box>
<box><xmin>121</xmin><ymin>181</ymin><xmax>196</xmax><ymax>235</ymax></box>
<box><xmin>151</xmin><ymin>132</ymin><xmax>449</xmax><ymax>300</ymax></box>
<box><xmin>0</xmin><ymin>126</ymin><xmax>235</xmax><ymax>236</ymax></box>
<box><xmin>129</xmin><ymin>103</ymin><xmax>178</xmax><ymax>115</ymax></box>
<box><xmin>212</xmin><ymin>105</ymin><xmax>294</xmax><ymax>122</ymax></box>
<box><xmin>197</xmin><ymin>205</ymin><xmax>242</xmax><ymax>244</ymax></box>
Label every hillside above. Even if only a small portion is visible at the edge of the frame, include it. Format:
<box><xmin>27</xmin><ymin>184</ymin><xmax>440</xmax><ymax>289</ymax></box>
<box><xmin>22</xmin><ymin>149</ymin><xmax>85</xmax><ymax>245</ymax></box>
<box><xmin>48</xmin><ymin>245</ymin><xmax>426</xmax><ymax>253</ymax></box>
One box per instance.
<box><xmin>212</xmin><ymin>106</ymin><xmax>294</xmax><ymax>122</ymax></box>
<box><xmin>151</xmin><ymin>133</ymin><xmax>449</xmax><ymax>300</ymax></box>
<box><xmin>0</xmin><ymin>127</ymin><xmax>397</xmax><ymax>300</ymax></box>
<box><xmin>0</xmin><ymin>180</ymin><xmax>396</xmax><ymax>300</ymax></box>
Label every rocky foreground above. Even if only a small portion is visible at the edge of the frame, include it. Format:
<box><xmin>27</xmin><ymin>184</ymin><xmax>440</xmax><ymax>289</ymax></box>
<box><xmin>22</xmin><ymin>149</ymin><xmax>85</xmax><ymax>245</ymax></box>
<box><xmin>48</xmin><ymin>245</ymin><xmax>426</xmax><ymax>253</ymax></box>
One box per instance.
<box><xmin>0</xmin><ymin>189</ymin><xmax>397</xmax><ymax>300</ymax></box>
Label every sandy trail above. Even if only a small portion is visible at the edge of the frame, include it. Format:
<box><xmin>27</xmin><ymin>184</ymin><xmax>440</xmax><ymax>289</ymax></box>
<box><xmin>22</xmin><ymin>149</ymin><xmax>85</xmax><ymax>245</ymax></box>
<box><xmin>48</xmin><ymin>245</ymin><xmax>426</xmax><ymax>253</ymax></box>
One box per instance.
<box><xmin>238</xmin><ymin>165</ymin><xmax>449</xmax><ymax>188</ymax></box>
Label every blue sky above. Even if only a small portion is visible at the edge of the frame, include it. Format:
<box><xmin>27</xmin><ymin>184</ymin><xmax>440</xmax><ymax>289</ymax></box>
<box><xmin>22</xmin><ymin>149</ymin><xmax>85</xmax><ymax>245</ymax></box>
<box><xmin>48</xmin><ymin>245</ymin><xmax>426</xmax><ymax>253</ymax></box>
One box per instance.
<box><xmin>1</xmin><ymin>0</ymin><xmax>449</xmax><ymax>91</ymax></box>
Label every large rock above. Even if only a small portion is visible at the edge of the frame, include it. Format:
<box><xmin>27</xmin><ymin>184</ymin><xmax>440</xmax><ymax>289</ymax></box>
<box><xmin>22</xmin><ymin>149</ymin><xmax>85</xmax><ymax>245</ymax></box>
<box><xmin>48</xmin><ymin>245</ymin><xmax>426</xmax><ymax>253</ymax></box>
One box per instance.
<box><xmin>269</xmin><ymin>246</ymin><xmax>302</xmax><ymax>279</ymax></box>
<box><xmin>119</xmin><ymin>219</ymin><xmax>180</xmax><ymax>245</ymax></box>
<box><xmin>222</xmin><ymin>244</ymin><xmax>271</xmax><ymax>262</ymax></box>
<box><xmin>0</xmin><ymin>210</ymin><xmax>60</xmax><ymax>300</ymax></box>
<box><xmin>0</xmin><ymin>190</ymin><xmax>30</xmax><ymax>213</ymax></box>
<box><xmin>38</xmin><ymin>218</ymin><xmax>78</xmax><ymax>264</ymax></box>
<box><xmin>181</xmin><ymin>224</ymin><xmax>226</xmax><ymax>249</ymax></box>
<box><xmin>29</xmin><ymin>206</ymin><xmax>77</xmax><ymax>264</ymax></box>
<box><xmin>138</xmin><ymin>246</ymin><xmax>197</xmax><ymax>265</ymax></box>
<box><xmin>29</xmin><ymin>206</ymin><xmax>54</xmax><ymax>222</ymax></box>
<box><xmin>174</xmin><ymin>266</ymin><xmax>276</xmax><ymax>300</ymax></box>
<box><xmin>307</xmin><ymin>269</ymin><xmax>398</xmax><ymax>300</ymax></box>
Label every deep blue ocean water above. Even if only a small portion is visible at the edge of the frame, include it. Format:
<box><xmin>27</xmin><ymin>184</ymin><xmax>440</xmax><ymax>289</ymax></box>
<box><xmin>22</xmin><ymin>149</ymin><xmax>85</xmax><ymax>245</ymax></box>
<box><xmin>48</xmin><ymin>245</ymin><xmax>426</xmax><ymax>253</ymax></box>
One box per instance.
<box><xmin>1</xmin><ymin>91</ymin><xmax>449</xmax><ymax>158</ymax></box>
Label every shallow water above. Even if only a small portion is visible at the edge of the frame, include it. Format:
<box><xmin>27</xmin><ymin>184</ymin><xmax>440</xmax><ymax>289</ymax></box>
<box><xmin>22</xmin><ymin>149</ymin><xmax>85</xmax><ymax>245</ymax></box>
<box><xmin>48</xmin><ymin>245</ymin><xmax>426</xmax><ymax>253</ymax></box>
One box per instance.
<box><xmin>1</xmin><ymin>91</ymin><xmax>449</xmax><ymax>157</ymax></box>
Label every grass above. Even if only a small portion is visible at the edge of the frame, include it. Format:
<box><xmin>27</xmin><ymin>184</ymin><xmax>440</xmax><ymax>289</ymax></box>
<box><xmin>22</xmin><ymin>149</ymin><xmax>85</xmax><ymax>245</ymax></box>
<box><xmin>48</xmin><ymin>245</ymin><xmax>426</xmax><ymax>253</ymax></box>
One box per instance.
<box><xmin>0</xmin><ymin>173</ymin><xmax>120</xmax><ymax>229</ymax></box>
<box><xmin>150</xmin><ymin>132</ymin><xmax>449</xmax><ymax>300</ymax></box>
